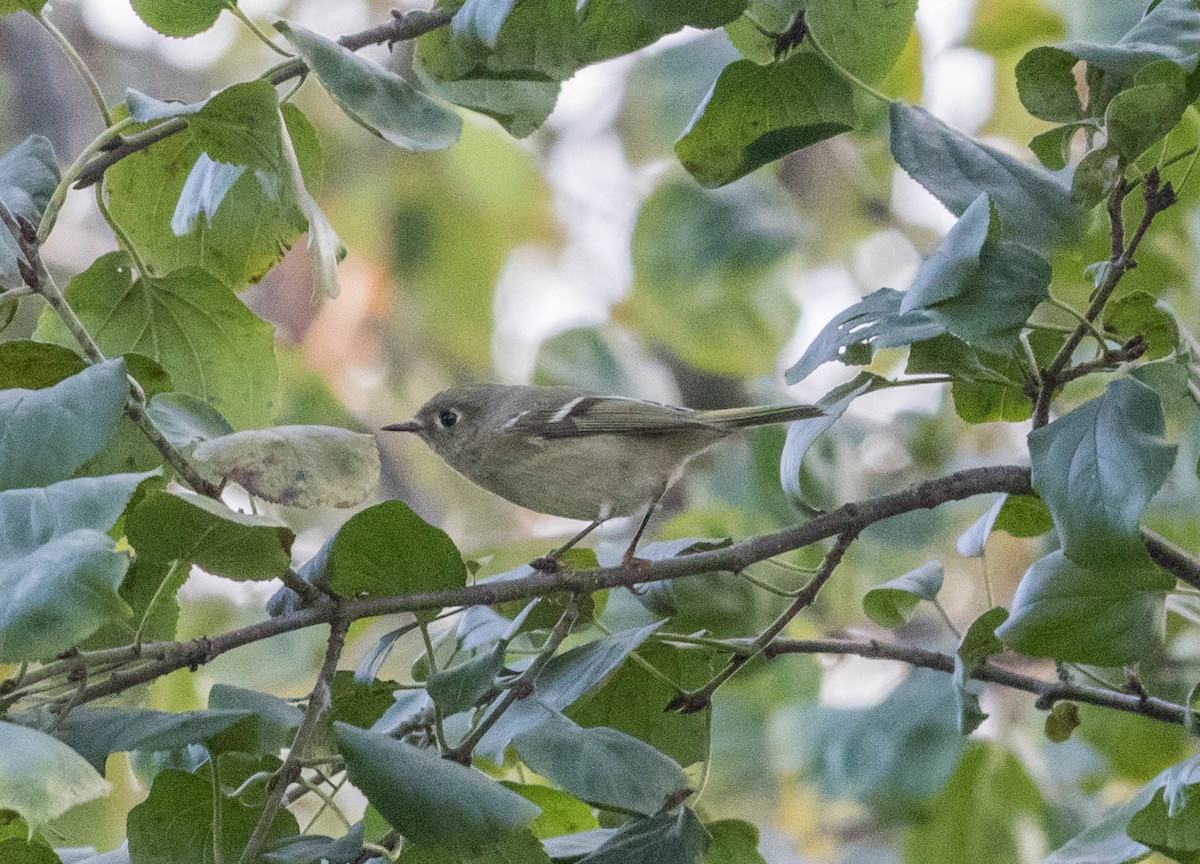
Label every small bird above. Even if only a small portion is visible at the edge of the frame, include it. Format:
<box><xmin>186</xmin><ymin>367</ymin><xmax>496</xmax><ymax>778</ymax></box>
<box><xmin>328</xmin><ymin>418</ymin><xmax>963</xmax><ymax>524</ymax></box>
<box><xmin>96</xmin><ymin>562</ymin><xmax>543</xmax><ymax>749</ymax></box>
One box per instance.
<box><xmin>383</xmin><ymin>385</ymin><xmax>821</xmax><ymax>571</ymax></box>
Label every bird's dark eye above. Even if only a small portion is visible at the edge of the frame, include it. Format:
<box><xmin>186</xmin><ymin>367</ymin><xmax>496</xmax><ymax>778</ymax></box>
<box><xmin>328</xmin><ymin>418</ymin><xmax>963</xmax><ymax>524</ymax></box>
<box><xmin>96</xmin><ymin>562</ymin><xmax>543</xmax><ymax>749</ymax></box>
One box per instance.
<box><xmin>437</xmin><ymin>409</ymin><xmax>459</xmax><ymax>429</ymax></box>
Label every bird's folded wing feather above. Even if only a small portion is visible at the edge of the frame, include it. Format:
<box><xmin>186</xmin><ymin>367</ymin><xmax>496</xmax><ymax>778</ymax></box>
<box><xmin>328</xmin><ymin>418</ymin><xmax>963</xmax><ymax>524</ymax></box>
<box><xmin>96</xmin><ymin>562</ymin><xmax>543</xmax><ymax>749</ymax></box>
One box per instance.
<box><xmin>505</xmin><ymin>396</ymin><xmax>722</xmax><ymax>438</ymax></box>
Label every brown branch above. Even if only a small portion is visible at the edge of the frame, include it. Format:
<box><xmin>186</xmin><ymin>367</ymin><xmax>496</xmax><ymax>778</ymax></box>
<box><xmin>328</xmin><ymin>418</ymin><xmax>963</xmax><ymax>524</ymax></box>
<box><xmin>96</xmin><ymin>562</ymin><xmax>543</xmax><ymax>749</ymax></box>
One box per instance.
<box><xmin>73</xmin><ymin>7</ymin><xmax>456</xmax><ymax>189</ymax></box>
<box><xmin>752</xmin><ymin>637</ymin><xmax>1190</xmax><ymax>728</ymax></box>
<box><xmin>33</xmin><ymin>465</ymin><xmax>1034</xmax><ymax>710</ymax></box>
<box><xmin>238</xmin><ymin>610</ymin><xmax>350</xmax><ymax>864</ymax></box>
<box><xmin>1033</xmin><ymin>170</ymin><xmax>1177</xmax><ymax>426</ymax></box>
<box><xmin>666</xmin><ymin>531</ymin><xmax>857</xmax><ymax>713</ymax></box>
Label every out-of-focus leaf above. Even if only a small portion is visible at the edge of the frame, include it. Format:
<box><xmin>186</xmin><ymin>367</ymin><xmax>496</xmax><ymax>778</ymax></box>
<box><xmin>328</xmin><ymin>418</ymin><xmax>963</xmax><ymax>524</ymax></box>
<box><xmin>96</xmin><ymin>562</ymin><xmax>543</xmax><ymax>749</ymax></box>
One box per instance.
<box><xmin>276</xmin><ymin>20</ymin><xmax>462</xmax><ymax>151</ymax></box>
<box><xmin>1056</xmin><ymin>0</ymin><xmax>1200</xmax><ymax>77</ymax></box>
<box><xmin>335</xmin><ymin>723</ymin><xmax>539</xmax><ymax>855</ymax></box>
<box><xmin>0</xmin><ymin>722</ymin><xmax>110</xmax><ymax>834</ymax></box>
<box><xmin>904</xmin><ymin>743</ymin><xmax>1045</xmax><ymax>862</ymax></box>
<box><xmin>35</xmin><ymin>253</ymin><xmax>277</xmax><ymax>429</ymax></box>
<box><xmin>575</xmin><ymin>807</ymin><xmax>708</xmax><ymax>864</ymax></box>
<box><xmin>512</xmin><ymin>708</ymin><xmax>690</xmax><ymax>817</ymax></box>
<box><xmin>675</xmin><ymin>52</ymin><xmax>855</xmax><ymax>187</ymax></box>
<box><xmin>769</xmin><ymin>669</ymin><xmax>964</xmax><ymax>818</ymax></box>
<box><xmin>127</xmin><ymin>764</ymin><xmax>297</xmax><ymax>864</ymax></box>
<box><xmin>129</xmin><ymin>0</ymin><xmax>226</xmax><ymax>37</ymax></box>
<box><xmin>785</xmin><ymin>289</ymin><xmax>942</xmax><ymax>384</ymax></box>
<box><xmin>1028</xmin><ymin>379</ymin><xmax>1176</xmax><ymax>571</ymax></box>
<box><xmin>0</xmin><ymin>136</ymin><xmax>58</xmax><ymax>289</ymax></box>
<box><xmin>0</xmin><ymin>0</ymin><xmax>49</xmax><ymax>16</ymax></box>
<box><xmin>1041</xmin><ymin>785</ymin><xmax>1155</xmax><ymax>864</ymax></box>
<box><xmin>191</xmin><ymin>426</ymin><xmax>379</xmax><ymax>509</ymax></box>
<box><xmin>105</xmin><ymin>100</ymin><xmax>320</xmax><ymax>290</ymax></box>
<box><xmin>996</xmin><ymin>550</ymin><xmax>1169</xmax><ymax>665</ymax></box>
<box><xmin>890</xmin><ymin>102</ymin><xmax>1083</xmax><ymax>249</ymax></box>
<box><xmin>0</xmin><ymin>358</ymin><xmax>128</xmax><ymax>491</ymax></box>
<box><xmin>900</xmin><ymin>193</ymin><xmax>1052</xmax><ymax>355</ymax></box>
<box><xmin>862</xmin><ymin>560</ymin><xmax>943</xmax><ymax>628</ymax></box>
<box><xmin>622</xmin><ymin>177</ymin><xmax>800</xmax><ymax>377</ymax></box>
<box><xmin>126</xmin><ymin>490</ymin><xmax>294</xmax><ymax>582</ymax></box>
<box><xmin>700</xmin><ymin>819</ymin><xmax>767</xmax><ymax>864</ymax></box>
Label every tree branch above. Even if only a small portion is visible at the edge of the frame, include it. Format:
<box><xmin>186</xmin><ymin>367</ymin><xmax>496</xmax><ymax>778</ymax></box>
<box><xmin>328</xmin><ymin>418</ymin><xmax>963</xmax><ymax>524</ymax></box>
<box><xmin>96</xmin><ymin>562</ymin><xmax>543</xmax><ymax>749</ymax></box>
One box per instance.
<box><xmin>238</xmin><ymin>611</ymin><xmax>350</xmax><ymax>864</ymax></box>
<box><xmin>73</xmin><ymin>7</ymin><xmax>456</xmax><ymax>189</ymax></box>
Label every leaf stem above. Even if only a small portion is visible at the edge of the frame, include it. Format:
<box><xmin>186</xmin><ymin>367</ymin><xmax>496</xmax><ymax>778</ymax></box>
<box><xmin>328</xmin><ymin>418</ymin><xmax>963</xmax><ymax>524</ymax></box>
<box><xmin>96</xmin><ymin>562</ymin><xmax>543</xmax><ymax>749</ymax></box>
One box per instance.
<box><xmin>226</xmin><ymin>2</ymin><xmax>294</xmax><ymax>57</ymax></box>
<box><xmin>804</xmin><ymin>23</ymin><xmax>893</xmax><ymax>106</ymax></box>
<box><xmin>37</xmin><ymin>12</ymin><xmax>113</xmax><ymax>126</ymax></box>
<box><xmin>37</xmin><ymin>116</ymin><xmax>136</xmax><ymax>244</ymax></box>
<box><xmin>419</xmin><ymin>623</ymin><xmax>450</xmax><ymax>754</ymax></box>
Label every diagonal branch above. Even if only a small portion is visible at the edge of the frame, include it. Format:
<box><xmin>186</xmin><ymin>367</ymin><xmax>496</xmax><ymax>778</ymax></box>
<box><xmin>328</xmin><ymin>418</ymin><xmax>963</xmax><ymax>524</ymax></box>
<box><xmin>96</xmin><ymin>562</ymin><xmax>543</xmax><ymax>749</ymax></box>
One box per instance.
<box><xmin>73</xmin><ymin>7</ymin><xmax>456</xmax><ymax>189</ymax></box>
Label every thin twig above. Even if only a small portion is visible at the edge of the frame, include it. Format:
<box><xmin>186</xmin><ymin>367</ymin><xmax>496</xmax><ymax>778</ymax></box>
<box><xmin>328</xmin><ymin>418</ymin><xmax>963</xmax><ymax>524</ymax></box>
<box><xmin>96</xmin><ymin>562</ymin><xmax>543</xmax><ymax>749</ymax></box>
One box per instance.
<box><xmin>238</xmin><ymin>611</ymin><xmax>350</xmax><ymax>864</ymax></box>
<box><xmin>665</xmin><ymin>532</ymin><xmax>857</xmax><ymax>713</ymax></box>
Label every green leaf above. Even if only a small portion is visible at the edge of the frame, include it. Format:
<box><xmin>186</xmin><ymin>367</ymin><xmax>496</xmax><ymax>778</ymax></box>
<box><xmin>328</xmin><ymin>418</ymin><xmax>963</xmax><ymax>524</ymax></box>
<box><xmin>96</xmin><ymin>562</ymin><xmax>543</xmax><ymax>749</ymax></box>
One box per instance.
<box><xmin>1041</xmin><ymin>786</ymin><xmax>1154</xmax><ymax>864</ymax></box>
<box><xmin>575</xmin><ymin>808</ymin><xmax>708</xmax><ymax>864</ymax></box>
<box><xmin>1128</xmin><ymin>785</ymin><xmax>1200</xmax><ymax>860</ymax></box>
<box><xmin>769</xmin><ymin>669</ymin><xmax>963</xmax><ymax>818</ymax></box>
<box><xmin>46</xmin><ymin>707</ymin><xmax>254</xmax><ymax>773</ymax></box>
<box><xmin>146</xmin><ymin>392</ymin><xmax>234</xmax><ymax>450</ymax></box>
<box><xmin>0</xmin><ymin>838</ymin><xmax>59</xmax><ymax>864</ymax></box>
<box><xmin>996</xmin><ymin>550</ymin><xmax>1169</xmax><ymax>665</ymax></box>
<box><xmin>785</xmin><ymin>289</ymin><xmax>942</xmax><ymax>384</ymax></box>
<box><xmin>0</xmin><ymin>472</ymin><xmax>151</xmax><ymax>556</ymax></box>
<box><xmin>956</xmin><ymin>496</ymin><xmax>1007</xmax><ymax>557</ymax></box>
<box><xmin>126</xmin><ymin>490</ymin><xmax>293</xmax><ymax>582</ymax></box>
<box><xmin>900</xmin><ymin>193</ymin><xmax>1052</xmax><ymax>354</ymax></box>
<box><xmin>780</xmin><ymin>373</ymin><xmax>892</xmax><ymax>505</ymax></box>
<box><xmin>623</xmin><ymin>177</ymin><xmax>800</xmax><ymax>376</ymax></box>
<box><xmin>0</xmin><ymin>136</ymin><xmax>58</xmax><ymax>289</ymax></box>
<box><xmin>952</xmin><ymin>607</ymin><xmax>1008</xmax><ymax>735</ymax></box>
<box><xmin>329</xmin><ymin>672</ymin><xmax>400</xmax><ymax>730</ymax></box>
<box><xmin>512</xmin><ymin>709</ymin><xmax>690</xmax><ymax>817</ymax></box>
<box><xmin>1028</xmin><ymin>378</ymin><xmax>1177</xmax><ymax>571</ymax></box>
<box><xmin>426</xmin><ymin>641</ymin><xmax>507</xmax><ymax>716</ymax></box>
<box><xmin>1071</xmin><ymin>145</ymin><xmax>1122</xmax><ymax>209</ymax></box>
<box><xmin>297</xmin><ymin>501</ymin><xmax>466</xmax><ymax>607</ymax></box>
<box><xmin>83</xmin><ymin>554</ymin><xmax>188</xmax><ymax>649</ymax></box>
<box><xmin>35</xmin><ymin>253</ymin><xmax>278</xmax><ymax>429</ymax></box>
<box><xmin>207</xmin><ymin>684</ymin><xmax>303</xmax><ymax>756</ymax></box>
<box><xmin>127</xmin><ymin>763</ymin><xmax>297</xmax><ymax>864</ymax></box>
<box><xmin>1056</xmin><ymin>0</ymin><xmax>1200</xmax><ymax>77</ymax></box>
<box><xmin>992</xmin><ymin>493</ymin><xmax>1054</xmax><ymax>538</ymax></box>
<box><xmin>476</xmin><ymin>621</ymin><xmax>663</xmax><ymax>760</ymax></box>
<box><xmin>0</xmin><ymin>340</ymin><xmax>86</xmax><ymax>390</ymax></box>
<box><xmin>862</xmin><ymin>560</ymin><xmax>943</xmax><ymax>629</ymax></box>
<box><xmin>104</xmin><ymin>102</ymin><xmax>320</xmax><ymax>290</ymax></box>
<box><xmin>128</xmin><ymin>0</ymin><xmax>227</xmax><ymax>37</ymax></box>
<box><xmin>805</xmin><ymin>0</ymin><xmax>918</xmax><ymax>84</ymax></box>
<box><xmin>0</xmin><ymin>358</ymin><xmax>128</xmax><ymax>491</ymax></box>
<box><xmin>276</xmin><ymin>20</ymin><xmax>462</xmax><ymax>151</ymax></box>
<box><xmin>335</xmin><ymin>723</ymin><xmax>539</xmax><ymax>856</ymax></box>
<box><xmin>1015</xmin><ymin>47</ymin><xmax>1086</xmax><ymax>122</ymax></box>
<box><xmin>889</xmin><ymin>102</ymin><xmax>1083</xmax><ymax>250</ymax></box>
<box><xmin>1105</xmin><ymin>60</ymin><xmax>1190</xmax><ymax>163</ymax></box>
<box><xmin>1029</xmin><ymin>123</ymin><xmax>1085</xmax><ymax>171</ymax></box>
<box><xmin>0</xmin><ymin>721</ymin><xmax>110</xmax><ymax>834</ymax></box>
<box><xmin>904</xmin><ymin>743</ymin><xmax>1045</xmax><ymax>863</ymax></box>
<box><xmin>566</xmin><ymin>640</ymin><xmax>713</xmax><ymax>768</ymax></box>
<box><xmin>191</xmin><ymin>425</ymin><xmax>380</xmax><ymax>509</ymax></box>
<box><xmin>1106</xmin><ymin>290</ymin><xmax>1180</xmax><ymax>360</ymax></box>
<box><xmin>675</xmin><ymin>52</ymin><xmax>855</xmax><ymax>187</ymax></box>
<box><xmin>701</xmin><ymin>819</ymin><xmax>766</xmax><ymax>864</ymax></box>
<box><xmin>906</xmin><ymin>333</ymin><xmax>1033</xmax><ymax>424</ymax></box>
<box><xmin>0</xmin><ymin>530</ymin><xmax>130</xmax><ymax>662</ymax></box>
<box><xmin>0</xmin><ymin>0</ymin><xmax>48</xmax><ymax>16</ymax></box>
<box><xmin>502</xmin><ymin>782</ymin><xmax>600</xmax><ymax>839</ymax></box>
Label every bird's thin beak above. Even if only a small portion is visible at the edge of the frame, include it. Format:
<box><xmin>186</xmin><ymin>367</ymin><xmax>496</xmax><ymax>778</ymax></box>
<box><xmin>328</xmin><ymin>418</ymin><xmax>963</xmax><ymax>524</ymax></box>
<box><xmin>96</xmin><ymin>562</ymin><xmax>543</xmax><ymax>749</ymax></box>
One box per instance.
<box><xmin>381</xmin><ymin>421</ymin><xmax>422</xmax><ymax>433</ymax></box>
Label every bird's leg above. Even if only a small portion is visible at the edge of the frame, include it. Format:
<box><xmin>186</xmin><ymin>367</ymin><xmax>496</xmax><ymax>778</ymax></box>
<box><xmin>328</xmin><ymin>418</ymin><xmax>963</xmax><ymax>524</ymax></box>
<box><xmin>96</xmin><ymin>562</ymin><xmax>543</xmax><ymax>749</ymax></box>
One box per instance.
<box><xmin>621</xmin><ymin>487</ymin><xmax>667</xmax><ymax>588</ymax></box>
<box><xmin>530</xmin><ymin>519</ymin><xmax>604</xmax><ymax>573</ymax></box>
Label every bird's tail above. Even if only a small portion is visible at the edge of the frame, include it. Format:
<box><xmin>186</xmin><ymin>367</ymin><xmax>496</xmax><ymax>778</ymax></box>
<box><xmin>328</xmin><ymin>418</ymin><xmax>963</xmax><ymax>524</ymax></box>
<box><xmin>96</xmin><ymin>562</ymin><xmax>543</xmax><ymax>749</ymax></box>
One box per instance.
<box><xmin>697</xmin><ymin>403</ymin><xmax>822</xmax><ymax>429</ymax></box>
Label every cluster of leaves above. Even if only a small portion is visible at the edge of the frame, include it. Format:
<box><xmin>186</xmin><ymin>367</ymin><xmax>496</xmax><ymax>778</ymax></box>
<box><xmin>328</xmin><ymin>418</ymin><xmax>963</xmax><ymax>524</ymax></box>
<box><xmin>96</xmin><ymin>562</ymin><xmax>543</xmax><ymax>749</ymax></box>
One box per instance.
<box><xmin>0</xmin><ymin>0</ymin><xmax>1199</xmax><ymax>862</ymax></box>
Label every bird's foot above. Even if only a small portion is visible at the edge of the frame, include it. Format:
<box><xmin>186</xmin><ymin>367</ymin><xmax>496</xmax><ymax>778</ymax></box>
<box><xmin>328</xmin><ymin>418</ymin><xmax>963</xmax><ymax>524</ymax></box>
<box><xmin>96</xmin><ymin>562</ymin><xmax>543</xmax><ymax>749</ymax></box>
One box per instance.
<box><xmin>530</xmin><ymin>555</ymin><xmax>561</xmax><ymax>574</ymax></box>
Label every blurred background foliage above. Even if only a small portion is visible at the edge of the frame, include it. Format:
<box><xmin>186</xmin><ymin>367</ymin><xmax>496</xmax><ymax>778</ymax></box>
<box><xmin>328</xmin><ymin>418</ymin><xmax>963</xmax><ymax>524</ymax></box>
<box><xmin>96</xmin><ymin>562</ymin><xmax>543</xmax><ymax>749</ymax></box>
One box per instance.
<box><xmin>2</xmin><ymin>0</ymin><xmax>1198</xmax><ymax>861</ymax></box>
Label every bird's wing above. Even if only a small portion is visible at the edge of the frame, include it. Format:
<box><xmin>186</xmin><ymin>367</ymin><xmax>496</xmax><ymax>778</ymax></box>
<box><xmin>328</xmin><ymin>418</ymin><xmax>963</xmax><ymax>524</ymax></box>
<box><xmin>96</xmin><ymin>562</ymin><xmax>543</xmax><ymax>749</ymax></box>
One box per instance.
<box><xmin>504</xmin><ymin>395</ymin><xmax>723</xmax><ymax>439</ymax></box>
